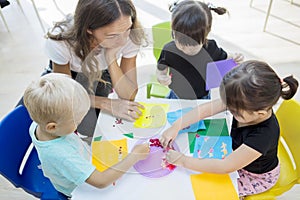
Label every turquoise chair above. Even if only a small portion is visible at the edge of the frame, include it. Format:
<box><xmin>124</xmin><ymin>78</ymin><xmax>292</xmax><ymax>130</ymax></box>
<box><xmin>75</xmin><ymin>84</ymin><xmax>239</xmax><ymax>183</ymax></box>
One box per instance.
<box><xmin>245</xmin><ymin>99</ymin><xmax>300</xmax><ymax>200</ymax></box>
<box><xmin>0</xmin><ymin>105</ymin><xmax>67</xmax><ymax>200</ymax></box>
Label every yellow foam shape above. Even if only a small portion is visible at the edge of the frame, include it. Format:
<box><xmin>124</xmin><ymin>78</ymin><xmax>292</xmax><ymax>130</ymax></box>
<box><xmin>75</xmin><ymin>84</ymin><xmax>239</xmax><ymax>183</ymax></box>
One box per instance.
<box><xmin>134</xmin><ymin>102</ymin><xmax>169</xmax><ymax>128</ymax></box>
<box><xmin>92</xmin><ymin>139</ymin><xmax>128</xmax><ymax>172</ymax></box>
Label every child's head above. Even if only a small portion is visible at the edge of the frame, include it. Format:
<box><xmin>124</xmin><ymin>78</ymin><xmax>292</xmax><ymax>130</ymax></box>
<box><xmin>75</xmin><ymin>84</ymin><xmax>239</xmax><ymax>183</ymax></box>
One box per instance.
<box><xmin>24</xmin><ymin>73</ymin><xmax>90</xmax><ymax>136</ymax></box>
<box><xmin>170</xmin><ymin>0</ymin><xmax>227</xmax><ymax>55</ymax></box>
<box><xmin>220</xmin><ymin>60</ymin><xmax>298</xmax><ymax>119</ymax></box>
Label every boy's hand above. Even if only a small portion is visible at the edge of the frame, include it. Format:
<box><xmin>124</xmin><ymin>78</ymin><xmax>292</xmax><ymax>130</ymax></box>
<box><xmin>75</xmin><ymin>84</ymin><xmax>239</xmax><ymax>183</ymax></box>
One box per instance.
<box><xmin>131</xmin><ymin>143</ymin><xmax>150</xmax><ymax>161</ymax></box>
<box><xmin>166</xmin><ymin>149</ymin><xmax>185</xmax><ymax>166</ymax></box>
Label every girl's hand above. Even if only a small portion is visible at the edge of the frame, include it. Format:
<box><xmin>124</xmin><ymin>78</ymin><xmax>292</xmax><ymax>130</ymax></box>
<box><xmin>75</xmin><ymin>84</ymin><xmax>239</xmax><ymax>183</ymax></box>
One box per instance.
<box><xmin>156</xmin><ymin>68</ymin><xmax>171</xmax><ymax>86</ymax></box>
<box><xmin>160</xmin><ymin>126</ymin><xmax>179</xmax><ymax>148</ymax></box>
<box><xmin>111</xmin><ymin>99</ymin><xmax>144</xmax><ymax>121</ymax></box>
<box><xmin>131</xmin><ymin>143</ymin><xmax>150</xmax><ymax>161</ymax></box>
<box><xmin>166</xmin><ymin>149</ymin><xmax>185</xmax><ymax>166</ymax></box>
<box><xmin>229</xmin><ymin>53</ymin><xmax>244</xmax><ymax>64</ymax></box>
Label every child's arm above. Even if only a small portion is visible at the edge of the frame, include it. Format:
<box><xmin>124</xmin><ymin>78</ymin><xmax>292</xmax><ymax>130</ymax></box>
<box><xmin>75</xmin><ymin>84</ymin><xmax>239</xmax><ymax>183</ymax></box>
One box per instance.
<box><xmin>85</xmin><ymin>143</ymin><xmax>149</xmax><ymax>188</ymax></box>
<box><xmin>167</xmin><ymin>144</ymin><xmax>262</xmax><ymax>174</ymax></box>
<box><xmin>160</xmin><ymin>99</ymin><xmax>226</xmax><ymax>148</ymax></box>
<box><xmin>156</xmin><ymin>68</ymin><xmax>171</xmax><ymax>86</ymax></box>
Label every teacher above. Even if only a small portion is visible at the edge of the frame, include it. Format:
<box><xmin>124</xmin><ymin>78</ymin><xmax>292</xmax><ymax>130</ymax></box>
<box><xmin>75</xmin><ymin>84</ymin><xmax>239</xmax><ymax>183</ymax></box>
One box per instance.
<box><xmin>45</xmin><ymin>0</ymin><xmax>147</xmax><ymax>139</ymax></box>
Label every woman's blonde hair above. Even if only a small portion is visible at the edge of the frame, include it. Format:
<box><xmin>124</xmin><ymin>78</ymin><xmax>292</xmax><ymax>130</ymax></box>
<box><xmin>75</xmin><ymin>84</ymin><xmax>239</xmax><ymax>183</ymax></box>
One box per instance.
<box><xmin>47</xmin><ymin>0</ymin><xmax>147</xmax><ymax>94</ymax></box>
<box><xmin>24</xmin><ymin>73</ymin><xmax>90</xmax><ymax>126</ymax></box>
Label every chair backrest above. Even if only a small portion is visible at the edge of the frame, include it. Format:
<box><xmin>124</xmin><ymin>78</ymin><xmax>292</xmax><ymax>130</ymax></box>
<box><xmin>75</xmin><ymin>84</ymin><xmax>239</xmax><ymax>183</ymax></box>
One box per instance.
<box><xmin>152</xmin><ymin>21</ymin><xmax>172</xmax><ymax>61</ymax></box>
<box><xmin>276</xmin><ymin>99</ymin><xmax>300</xmax><ymax>180</ymax></box>
<box><xmin>243</xmin><ymin>99</ymin><xmax>300</xmax><ymax>200</ymax></box>
<box><xmin>0</xmin><ymin>105</ymin><xmax>67</xmax><ymax>200</ymax></box>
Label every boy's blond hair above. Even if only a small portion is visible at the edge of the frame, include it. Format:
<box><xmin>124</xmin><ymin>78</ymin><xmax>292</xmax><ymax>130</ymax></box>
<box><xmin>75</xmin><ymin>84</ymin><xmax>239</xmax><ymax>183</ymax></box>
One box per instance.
<box><xmin>24</xmin><ymin>73</ymin><xmax>90</xmax><ymax>126</ymax></box>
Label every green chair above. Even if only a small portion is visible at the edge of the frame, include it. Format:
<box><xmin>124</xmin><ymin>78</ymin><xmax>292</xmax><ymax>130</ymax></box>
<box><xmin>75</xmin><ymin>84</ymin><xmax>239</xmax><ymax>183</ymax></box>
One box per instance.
<box><xmin>245</xmin><ymin>99</ymin><xmax>300</xmax><ymax>200</ymax></box>
<box><xmin>152</xmin><ymin>21</ymin><xmax>172</xmax><ymax>61</ymax></box>
<box><xmin>148</xmin><ymin>21</ymin><xmax>172</xmax><ymax>98</ymax></box>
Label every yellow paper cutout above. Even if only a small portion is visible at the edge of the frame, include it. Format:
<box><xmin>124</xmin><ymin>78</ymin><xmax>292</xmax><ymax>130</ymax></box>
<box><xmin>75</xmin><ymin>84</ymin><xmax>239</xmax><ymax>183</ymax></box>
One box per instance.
<box><xmin>190</xmin><ymin>173</ymin><xmax>239</xmax><ymax>200</ymax></box>
<box><xmin>92</xmin><ymin>139</ymin><xmax>128</xmax><ymax>172</ymax></box>
<box><xmin>134</xmin><ymin>102</ymin><xmax>170</xmax><ymax>128</ymax></box>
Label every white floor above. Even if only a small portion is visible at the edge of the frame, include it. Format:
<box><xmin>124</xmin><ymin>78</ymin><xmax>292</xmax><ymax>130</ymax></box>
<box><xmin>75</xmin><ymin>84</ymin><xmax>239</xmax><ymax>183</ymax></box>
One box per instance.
<box><xmin>0</xmin><ymin>0</ymin><xmax>300</xmax><ymax>199</ymax></box>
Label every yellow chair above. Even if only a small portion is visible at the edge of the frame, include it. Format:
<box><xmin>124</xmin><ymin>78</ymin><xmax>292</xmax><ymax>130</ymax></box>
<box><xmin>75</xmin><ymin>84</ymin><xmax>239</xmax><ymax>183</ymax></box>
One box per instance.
<box><xmin>245</xmin><ymin>99</ymin><xmax>300</xmax><ymax>200</ymax></box>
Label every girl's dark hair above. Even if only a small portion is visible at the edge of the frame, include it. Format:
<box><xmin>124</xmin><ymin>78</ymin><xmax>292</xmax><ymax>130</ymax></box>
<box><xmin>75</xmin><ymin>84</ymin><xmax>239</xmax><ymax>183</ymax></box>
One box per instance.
<box><xmin>219</xmin><ymin>60</ymin><xmax>298</xmax><ymax>114</ymax></box>
<box><xmin>170</xmin><ymin>0</ymin><xmax>227</xmax><ymax>46</ymax></box>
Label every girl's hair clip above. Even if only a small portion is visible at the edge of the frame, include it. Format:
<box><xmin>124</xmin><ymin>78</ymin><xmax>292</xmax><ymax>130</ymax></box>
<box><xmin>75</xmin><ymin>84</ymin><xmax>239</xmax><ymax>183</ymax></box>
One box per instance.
<box><xmin>169</xmin><ymin>0</ymin><xmax>179</xmax><ymax>12</ymax></box>
<box><xmin>207</xmin><ymin>2</ymin><xmax>217</xmax><ymax>10</ymax></box>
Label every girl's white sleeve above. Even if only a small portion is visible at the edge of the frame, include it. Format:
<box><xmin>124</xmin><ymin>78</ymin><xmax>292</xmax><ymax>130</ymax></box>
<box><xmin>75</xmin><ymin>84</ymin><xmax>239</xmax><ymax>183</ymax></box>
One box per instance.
<box><xmin>45</xmin><ymin>39</ymin><xmax>72</xmax><ymax>65</ymax></box>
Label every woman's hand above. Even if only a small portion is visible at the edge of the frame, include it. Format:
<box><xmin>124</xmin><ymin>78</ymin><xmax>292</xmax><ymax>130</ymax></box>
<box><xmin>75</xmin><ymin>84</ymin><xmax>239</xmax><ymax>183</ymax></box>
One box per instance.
<box><xmin>104</xmin><ymin>47</ymin><xmax>121</xmax><ymax>66</ymax></box>
<box><xmin>160</xmin><ymin>125</ymin><xmax>180</xmax><ymax>148</ymax></box>
<box><xmin>166</xmin><ymin>149</ymin><xmax>186</xmax><ymax>166</ymax></box>
<box><xmin>110</xmin><ymin>98</ymin><xmax>144</xmax><ymax>121</ymax></box>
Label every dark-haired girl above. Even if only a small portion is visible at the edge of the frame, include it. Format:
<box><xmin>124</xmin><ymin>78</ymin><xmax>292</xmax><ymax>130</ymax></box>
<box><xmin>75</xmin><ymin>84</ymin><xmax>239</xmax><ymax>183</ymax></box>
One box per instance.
<box><xmin>160</xmin><ymin>60</ymin><xmax>298</xmax><ymax>198</ymax></box>
<box><xmin>156</xmin><ymin>0</ymin><xmax>243</xmax><ymax>99</ymax></box>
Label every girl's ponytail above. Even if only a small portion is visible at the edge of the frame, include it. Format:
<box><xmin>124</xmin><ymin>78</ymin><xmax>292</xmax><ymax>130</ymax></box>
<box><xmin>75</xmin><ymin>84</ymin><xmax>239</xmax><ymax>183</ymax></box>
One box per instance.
<box><xmin>207</xmin><ymin>3</ymin><xmax>227</xmax><ymax>15</ymax></box>
<box><xmin>281</xmin><ymin>75</ymin><xmax>299</xmax><ymax>100</ymax></box>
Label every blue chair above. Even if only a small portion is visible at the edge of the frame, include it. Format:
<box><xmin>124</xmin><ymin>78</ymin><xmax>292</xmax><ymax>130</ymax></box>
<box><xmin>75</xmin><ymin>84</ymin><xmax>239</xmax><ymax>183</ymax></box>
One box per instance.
<box><xmin>0</xmin><ymin>105</ymin><xmax>67</xmax><ymax>200</ymax></box>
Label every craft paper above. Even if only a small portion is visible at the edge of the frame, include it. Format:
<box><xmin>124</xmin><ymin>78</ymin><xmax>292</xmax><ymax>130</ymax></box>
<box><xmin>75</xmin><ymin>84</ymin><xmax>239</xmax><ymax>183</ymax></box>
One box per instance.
<box><xmin>92</xmin><ymin>139</ymin><xmax>128</xmax><ymax>172</ymax></box>
<box><xmin>206</xmin><ymin>59</ymin><xmax>237</xmax><ymax>90</ymax></box>
<box><xmin>190</xmin><ymin>173</ymin><xmax>239</xmax><ymax>200</ymax></box>
<box><xmin>150</xmin><ymin>83</ymin><xmax>171</xmax><ymax>98</ymax></box>
<box><xmin>188</xmin><ymin>118</ymin><xmax>229</xmax><ymax>153</ymax></box>
<box><xmin>167</xmin><ymin>107</ymin><xmax>206</xmax><ymax>134</ymax></box>
<box><xmin>93</xmin><ymin>136</ymin><xmax>102</xmax><ymax>141</ymax></box>
<box><xmin>123</xmin><ymin>132</ymin><xmax>134</xmax><ymax>139</ymax></box>
<box><xmin>134</xmin><ymin>102</ymin><xmax>169</xmax><ymax>128</ymax></box>
<box><xmin>193</xmin><ymin>135</ymin><xmax>232</xmax><ymax>159</ymax></box>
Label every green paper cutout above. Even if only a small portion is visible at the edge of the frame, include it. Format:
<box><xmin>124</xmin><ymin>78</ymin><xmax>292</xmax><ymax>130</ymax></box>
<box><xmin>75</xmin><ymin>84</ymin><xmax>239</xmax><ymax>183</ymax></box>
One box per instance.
<box><xmin>123</xmin><ymin>132</ymin><xmax>134</xmax><ymax>139</ymax></box>
<box><xmin>188</xmin><ymin>132</ymin><xmax>197</xmax><ymax>153</ymax></box>
<box><xmin>198</xmin><ymin>119</ymin><xmax>229</xmax><ymax>136</ymax></box>
<box><xmin>150</xmin><ymin>83</ymin><xmax>170</xmax><ymax>98</ymax></box>
<box><xmin>188</xmin><ymin>119</ymin><xmax>229</xmax><ymax>153</ymax></box>
<box><xmin>94</xmin><ymin>136</ymin><xmax>102</xmax><ymax>141</ymax></box>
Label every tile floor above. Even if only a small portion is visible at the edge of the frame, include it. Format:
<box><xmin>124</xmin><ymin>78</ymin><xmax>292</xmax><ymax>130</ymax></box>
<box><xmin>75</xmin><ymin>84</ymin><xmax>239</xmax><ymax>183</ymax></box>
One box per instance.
<box><xmin>0</xmin><ymin>0</ymin><xmax>300</xmax><ymax>199</ymax></box>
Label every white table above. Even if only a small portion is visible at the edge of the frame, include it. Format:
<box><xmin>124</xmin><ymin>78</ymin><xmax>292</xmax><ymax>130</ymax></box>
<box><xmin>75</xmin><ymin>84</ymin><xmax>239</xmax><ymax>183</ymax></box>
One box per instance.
<box><xmin>72</xmin><ymin>98</ymin><xmax>237</xmax><ymax>200</ymax></box>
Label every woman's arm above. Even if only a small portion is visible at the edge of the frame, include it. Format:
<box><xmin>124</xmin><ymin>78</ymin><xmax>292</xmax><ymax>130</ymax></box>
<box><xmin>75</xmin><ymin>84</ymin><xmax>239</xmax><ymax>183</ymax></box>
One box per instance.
<box><xmin>167</xmin><ymin>144</ymin><xmax>262</xmax><ymax>174</ymax></box>
<box><xmin>108</xmin><ymin>56</ymin><xmax>138</xmax><ymax>100</ymax></box>
<box><xmin>53</xmin><ymin>62</ymin><xmax>142</xmax><ymax>121</ymax></box>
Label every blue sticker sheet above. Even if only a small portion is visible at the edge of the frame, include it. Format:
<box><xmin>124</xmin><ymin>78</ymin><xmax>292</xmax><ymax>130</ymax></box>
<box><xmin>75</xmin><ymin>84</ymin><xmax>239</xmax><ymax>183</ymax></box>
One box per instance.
<box><xmin>193</xmin><ymin>135</ymin><xmax>232</xmax><ymax>159</ymax></box>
